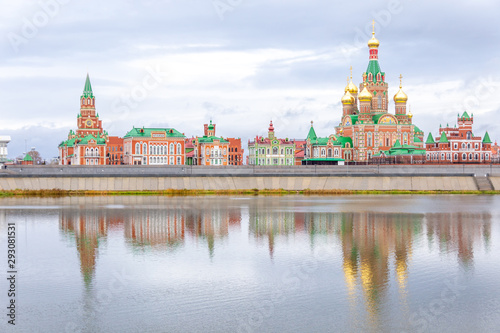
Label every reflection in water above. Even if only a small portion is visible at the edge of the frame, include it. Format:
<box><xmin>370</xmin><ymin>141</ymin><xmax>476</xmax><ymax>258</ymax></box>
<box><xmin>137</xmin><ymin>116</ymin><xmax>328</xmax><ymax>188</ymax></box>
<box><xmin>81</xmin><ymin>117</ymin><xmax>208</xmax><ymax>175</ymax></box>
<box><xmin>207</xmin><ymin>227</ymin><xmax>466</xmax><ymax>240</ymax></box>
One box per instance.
<box><xmin>60</xmin><ymin>210</ymin><xmax>108</xmax><ymax>286</ymax></box>
<box><xmin>125</xmin><ymin>209</ymin><xmax>185</xmax><ymax>250</ymax></box>
<box><xmin>425</xmin><ymin>212</ymin><xmax>492</xmax><ymax>266</ymax></box>
<box><xmin>53</xmin><ymin>197</ymin><xmax>494</xmax><ymax>332</ymax></box>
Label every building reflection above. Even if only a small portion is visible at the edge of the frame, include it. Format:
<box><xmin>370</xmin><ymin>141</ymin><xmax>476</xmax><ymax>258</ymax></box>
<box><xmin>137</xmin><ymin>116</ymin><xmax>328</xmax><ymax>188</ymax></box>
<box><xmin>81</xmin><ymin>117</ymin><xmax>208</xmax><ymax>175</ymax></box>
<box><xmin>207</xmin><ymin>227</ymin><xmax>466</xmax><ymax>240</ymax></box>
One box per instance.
<box><xmin>60</xmin><ymin>210</ymin><xmax>108</xmax><ymax>286</ymax></box>
<box><xmin>185</xmin><ymin>205</ymin><xmax>242</xmax><ymax>257</ymax></box>
<box><xmin>124</xmin><ymin>209</ymin><xmax>185</xmax><ymax>250</ymax></box>
<box><xmin>425</xmin><ymin>212</ymin><xmax>492</xmax><ymax>266</ymax></box>
<box><xmin>248</xmin><ymin>207</ymin><xmax>491</xmax><ymax>327</ymax></box>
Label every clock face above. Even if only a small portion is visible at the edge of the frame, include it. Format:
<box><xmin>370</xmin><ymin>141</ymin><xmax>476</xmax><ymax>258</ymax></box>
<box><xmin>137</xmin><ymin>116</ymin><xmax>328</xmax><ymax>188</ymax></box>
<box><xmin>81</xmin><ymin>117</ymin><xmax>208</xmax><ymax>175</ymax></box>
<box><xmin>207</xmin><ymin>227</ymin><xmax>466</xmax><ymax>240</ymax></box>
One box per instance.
<box><xmin>86</xmin><ymin>119</ymin><xmax>92</xmax><ymax>127</ymax></box>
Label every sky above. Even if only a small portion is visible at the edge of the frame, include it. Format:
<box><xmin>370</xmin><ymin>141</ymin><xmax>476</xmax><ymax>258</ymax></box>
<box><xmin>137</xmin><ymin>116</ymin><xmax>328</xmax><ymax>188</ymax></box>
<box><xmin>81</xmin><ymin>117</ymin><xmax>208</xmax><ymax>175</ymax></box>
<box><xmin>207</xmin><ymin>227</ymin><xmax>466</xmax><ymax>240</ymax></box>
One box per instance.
<box><xmin>1</xmin><ymin>0</ymin><xmax>500</xmax><ymax>160</ymax></box>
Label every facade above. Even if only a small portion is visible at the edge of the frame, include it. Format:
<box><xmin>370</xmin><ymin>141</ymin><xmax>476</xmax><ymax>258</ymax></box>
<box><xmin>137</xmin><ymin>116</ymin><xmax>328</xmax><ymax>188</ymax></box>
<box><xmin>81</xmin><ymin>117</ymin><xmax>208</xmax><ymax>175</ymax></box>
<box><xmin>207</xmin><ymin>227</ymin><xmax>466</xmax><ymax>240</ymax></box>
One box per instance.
<box><xmin>227</xmin><ymin>138</ymin><xmax>244</xmax><ymax>166</ymax></box>
<box><xmin>192</xmin><ymin>121</ymin><xmax>229</xmax><ymax>166</ymax></box>
<box><xmin>248</xmin><ymin>121</ymin><xmax>297</xmax><ymax>166</ymax></box>
<box><xmin>318</xmin><ymin>24</ymin><xmax>425</xmax><ymax>163</ymax></box>
<box><xmin>59</xmin><ymin>74</ymin><xmax>108</xmax><ymax>165</ymax></box>
<box><xmin>0</xmin><ymin>136</ymin><xmax>10</xmax><ymax>163</ymax></box>
<box><xmin>425</xmin><ymin>112</ymin><xmax>493</xmax><ymax>163</ymax></box>
<box><xmin>123</xmin><ymin>127</ymin><xmax>186</xmax><ymax>165</ymax></box>
<box><xmin>303</xmin><ymin>122</ymin><xmax>349</xmax><ymax>165</ymax></box>
<box><xmin>106</xmin><ymin>136</ymin><xmax>124</xmax><ymax>165</ymax></box>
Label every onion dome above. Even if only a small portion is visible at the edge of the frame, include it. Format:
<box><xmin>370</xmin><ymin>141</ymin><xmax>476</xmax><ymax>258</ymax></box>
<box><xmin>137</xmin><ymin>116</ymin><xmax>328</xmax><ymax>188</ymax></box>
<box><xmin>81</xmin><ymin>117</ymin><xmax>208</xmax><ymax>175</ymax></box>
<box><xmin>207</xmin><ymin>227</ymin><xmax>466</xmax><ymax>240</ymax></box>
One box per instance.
<box><xmin>344</xmin><ymin>67</ymin><xmax>358</xmax><ymax>94</ymax></box>
<box><xmin>341</xmin><ymin>90</ymin><xmax>355</xmax><ymax>104</ymax></box>
<box><xmin>394</xmin><ymin>74</ymin><xmax>408</xmax><ymax>103</ymax></box>
<box><xmin>358</xmin><ymin>83</ymin><xmax>372</xmax><ymax>102</ymax></box>
<box><xmin>268</xmin><ymin>120</ymin><xmax>274</xmax><ymax>131</ymax></box>
<box><xmin>368</xmin><ymin>21</ymin><xmax>380</xmax><ymax>48</ymax></box>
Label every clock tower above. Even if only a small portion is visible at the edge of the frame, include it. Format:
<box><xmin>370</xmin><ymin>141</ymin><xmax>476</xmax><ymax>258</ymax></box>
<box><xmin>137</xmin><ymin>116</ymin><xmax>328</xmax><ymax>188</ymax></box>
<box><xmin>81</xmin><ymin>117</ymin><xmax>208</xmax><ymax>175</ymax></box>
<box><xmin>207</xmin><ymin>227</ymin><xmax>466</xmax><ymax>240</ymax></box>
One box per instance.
<box><xmin>76</xmin><ymin>74</ymin><xmax>103</xmax><ymax>137</ymax></box>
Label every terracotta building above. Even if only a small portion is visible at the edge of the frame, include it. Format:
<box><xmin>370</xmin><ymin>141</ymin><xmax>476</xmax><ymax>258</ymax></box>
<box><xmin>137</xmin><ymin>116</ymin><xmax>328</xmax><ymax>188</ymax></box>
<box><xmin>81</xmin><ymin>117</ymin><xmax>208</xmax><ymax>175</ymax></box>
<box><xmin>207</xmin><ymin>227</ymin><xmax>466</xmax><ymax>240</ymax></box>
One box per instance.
<box><xmin>59</xmin><ymin>74</ymin><xmax>108</xmax><ymax>165</ymax></box>
<box><xmin>425</xmin><ymin>112</ymin><xmax>493</xmax><ymax>163</ymax></box>
<box><xmin>123</xmin><ymin>127</ymin><xmax>186</xmax><ymax>165</ymax></box>
<box><xmin>192</xmin><ymin>121</ymin><xmax>242</xmax><ymax>166</ymax></box>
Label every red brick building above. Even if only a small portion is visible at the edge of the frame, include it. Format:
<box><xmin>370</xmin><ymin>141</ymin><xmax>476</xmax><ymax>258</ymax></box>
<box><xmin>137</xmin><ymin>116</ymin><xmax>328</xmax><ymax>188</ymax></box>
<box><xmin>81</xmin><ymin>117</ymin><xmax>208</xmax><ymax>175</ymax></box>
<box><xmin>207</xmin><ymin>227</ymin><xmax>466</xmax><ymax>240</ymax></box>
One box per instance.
<box><xmin>227</xmin><ymin>138</ymin><xmax>244</xmax><ymax>166</ymax></box>
<box><xmin>425</xmin><ymin>112</ymin><xmax>493</xmax><ymax>163</ymax></box>
<box><xmin>107</xmin><ymin>136</ymin><xmax>124</xmax><ymax>165</ymax></box>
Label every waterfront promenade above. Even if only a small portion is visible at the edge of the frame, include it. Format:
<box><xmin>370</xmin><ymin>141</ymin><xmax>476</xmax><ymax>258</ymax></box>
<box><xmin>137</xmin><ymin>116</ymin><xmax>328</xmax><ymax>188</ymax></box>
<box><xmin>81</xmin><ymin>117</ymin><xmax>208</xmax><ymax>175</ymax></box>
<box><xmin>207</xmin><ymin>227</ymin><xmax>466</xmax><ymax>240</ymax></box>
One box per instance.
<box><xmin>1</xmin><ymin>165</ymin><xmax>499</xmax><ymax>191</ymax></box>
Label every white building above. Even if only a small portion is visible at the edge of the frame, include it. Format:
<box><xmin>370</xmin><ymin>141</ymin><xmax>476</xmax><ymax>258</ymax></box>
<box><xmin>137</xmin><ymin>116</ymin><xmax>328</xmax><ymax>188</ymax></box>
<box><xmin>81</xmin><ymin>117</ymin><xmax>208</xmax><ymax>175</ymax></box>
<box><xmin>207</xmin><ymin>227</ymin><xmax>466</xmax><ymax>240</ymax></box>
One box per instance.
<box><xmin>0</xmin><ymin>136</ymin><xmax>11</xmax><ymax>163</ymax></box>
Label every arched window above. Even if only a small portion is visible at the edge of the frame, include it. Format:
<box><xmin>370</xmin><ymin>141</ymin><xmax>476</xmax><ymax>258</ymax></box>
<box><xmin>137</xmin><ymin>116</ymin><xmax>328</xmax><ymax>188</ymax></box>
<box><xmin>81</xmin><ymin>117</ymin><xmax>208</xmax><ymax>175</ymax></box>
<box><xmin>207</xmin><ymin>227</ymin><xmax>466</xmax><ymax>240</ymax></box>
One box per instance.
<box><xmin>462</xmin><ymin>153</ymin><xmax>467</xmax><ymax>160</ymax></box>
<box><xmin>86</xmin><ymin>148</ymin><xmax>89</xmax><ymax>156</ymax></box>
<box><xmin>82</xmin><ymin>99</ymin><xmax>86</xmax><ymax>105</ymax></box>
<box><xmin>467</xmin><ymin>143</ymin><xmax>471</xmax><ymax>150</ymax></box>
<box><xmin>462</xmin><ymin>143</ymin><xmax>465</xmax><ymax>148</ymax></box>
<box><xmin>135</xmin><ymin>143</ymin><xmax>140</xmax><ymax>154</ymax></box>
<box><xmin>328</xmin><ymin>148</ymin><xmax>333</xmax><ymax>157</ymax></box>
<box><xmin>467</xmin><ymin>131</ymin><xmax>472</xmax><ymax>140</ymax></box>
<box><xmin>334</xmin><ymin>148</ymin><xmax>339</xmax><ymax>157</ymax></box>
<box><xmin>367</xmin><ymin>133</ymin><xmax>372</xmax><ymax>147</ymax></box>
<box><xmin>386</xmin><ymin>137</ymin><xmax>390</xmax><ymax>147</ymax></box>
<box><xmin>170</xmin><ymin>143</ymin><xmax>175</xmax><ymax>154</ymax></box>
<box><xmin>378</xmin><ymin>95</ymin><xmax>382</xmax><ymax>109</ymax></box>
<box><xmin>454</xmin><ymin>153</ymin><xmax>458</xmax><ymax>160</ymax></box>
<box><xmin>143</xmin><ymin>143</ymin><xmax>147</xmax><ymax>155</ymax></box>
<box><xmin>321</xmin><ymin>148</ymin><xmax>326</xmax><ymax>156</ymax></box>
<box><xmin>475</xmin><ymin>154</ymin><xmax>479</xmax><ymax>160</ymax></box>
<box><xmin>223</xmin><ymin>148</ymin><xmax>227</xmax><ymax>155</ymax></box>
<box><xmin>273</xmin><ymin>147</ymin><xmax>278</xmax><ymax>155</ymax></box>
<box><xmin>177</xmin><ymin>143</ymin><xmax>181</xmax><ymax>155</ymax></box>
<box><xmin>368</xmin><ymin>73</ymin><xmax>373</xmax><ymax>82</ymax></box>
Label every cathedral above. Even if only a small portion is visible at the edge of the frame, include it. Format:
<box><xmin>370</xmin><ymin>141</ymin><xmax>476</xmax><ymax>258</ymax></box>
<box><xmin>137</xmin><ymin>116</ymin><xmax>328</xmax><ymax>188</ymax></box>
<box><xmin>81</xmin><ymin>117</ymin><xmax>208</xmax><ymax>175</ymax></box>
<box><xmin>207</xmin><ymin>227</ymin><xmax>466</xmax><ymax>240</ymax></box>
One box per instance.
<box><xmin>305</xmin><ymin>23</ymin><xmax>425</xmax><ymax>164</ymax></box>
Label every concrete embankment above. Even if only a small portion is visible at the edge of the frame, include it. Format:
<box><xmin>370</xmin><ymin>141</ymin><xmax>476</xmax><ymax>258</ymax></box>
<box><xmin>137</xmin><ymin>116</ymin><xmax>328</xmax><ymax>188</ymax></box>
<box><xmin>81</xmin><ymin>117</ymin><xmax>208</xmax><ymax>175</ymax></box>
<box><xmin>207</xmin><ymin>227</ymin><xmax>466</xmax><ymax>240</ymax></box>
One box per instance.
<box><xmin>0</xmin><ymin>165</ymin><xmax>499</xmax><ymax>192</ymax></box>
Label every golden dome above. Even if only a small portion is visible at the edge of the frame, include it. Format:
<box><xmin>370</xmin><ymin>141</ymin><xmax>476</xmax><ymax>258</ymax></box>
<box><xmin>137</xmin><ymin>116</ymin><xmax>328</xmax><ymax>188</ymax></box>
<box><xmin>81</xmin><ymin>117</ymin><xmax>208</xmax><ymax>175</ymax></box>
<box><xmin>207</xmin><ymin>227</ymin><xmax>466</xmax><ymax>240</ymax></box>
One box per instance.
<box><xmin>358</xmin><ymin>83</ymin><xmax>372</xmax><ymax>102</ymax></box>
<box><xmin>341</xmin><ymin>90</ymin><xmax>354</xmax><ymax>104</ymax></box>
<box><xmin>368</xmin><ymin>20</ymin><xmax>379</xmax><ymax>48</ymax></box>
<box><xmin>345</xmin><ymin>66</ymin><xmax>358</xmax><ymax>94</ymax></box>
<box><xmin>394</xmin><ymin>74</ymin><xmax>408</xmax><ymax>103</ymax></box>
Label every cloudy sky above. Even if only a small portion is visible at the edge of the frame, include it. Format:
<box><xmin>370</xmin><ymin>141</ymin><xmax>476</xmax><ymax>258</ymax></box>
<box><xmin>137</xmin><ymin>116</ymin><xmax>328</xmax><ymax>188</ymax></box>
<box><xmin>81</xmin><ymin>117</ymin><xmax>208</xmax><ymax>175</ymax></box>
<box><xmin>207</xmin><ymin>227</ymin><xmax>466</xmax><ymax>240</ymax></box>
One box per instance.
<box><xmin>1</xmin><ymin>0</ymin><xmax>500</xmax><ymax>160</ymax></box>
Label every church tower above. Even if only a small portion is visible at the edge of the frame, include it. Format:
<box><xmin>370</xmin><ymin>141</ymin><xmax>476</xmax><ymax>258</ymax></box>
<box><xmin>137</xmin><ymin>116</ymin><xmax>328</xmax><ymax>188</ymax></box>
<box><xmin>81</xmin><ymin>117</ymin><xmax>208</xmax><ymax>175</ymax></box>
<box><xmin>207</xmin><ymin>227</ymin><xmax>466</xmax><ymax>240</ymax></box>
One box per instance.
<box><xmin>76</xmin><ymin>74</ymin><xmax>103</xmax><ymax>137</ymax></box>
<box><xmin>394</xmin><ymin>74</ymin><xmax>410</xmax><ymax>124</ymax></box>
<box><xmin>361</xmin><ymin>21</ymin><xmax>388</xmax><ymax>114</ymax></box>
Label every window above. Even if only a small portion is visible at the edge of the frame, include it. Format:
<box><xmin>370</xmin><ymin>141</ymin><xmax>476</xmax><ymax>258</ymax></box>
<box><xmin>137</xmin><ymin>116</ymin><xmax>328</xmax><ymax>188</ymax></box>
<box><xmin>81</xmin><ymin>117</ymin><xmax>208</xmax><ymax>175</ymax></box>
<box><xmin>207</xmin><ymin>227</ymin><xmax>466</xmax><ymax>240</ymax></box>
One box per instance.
<box><xmin>273</xmin><ymin>147</ymin><xmax>278</xmax><ymax>154</ymax></box>
<box><xmin>143</xmin><ymin>143</ymin><xmax>147</xmax><ymax>155</ymax></box>
<box><xmin>475</xmin><ymin>154</ymin><xmax>479</xmax><ymax>160</ymax></box>
<box><xmin>170</xmin><ymin>143</ymin><xmax>175</xmax><ymax>154</ymax></box>
<box><xmin>321</xmin><ymin>148</ymin><xmax>326</xmax><ymax>157</ymax></box>
<box><xmin>462</xmin><ymin>153</ymin><xmax>466</xmax><ymax>160</ymax></box>
<box><xmin>467</xmin><ymin>131</ymin><xmax>472</xmax><ymax>140</ymax></box>
<box><xmin>441</xmin><ymin>153</ymin><xmax>445</xmax><ymax>160</ymax></box>
<box><xmin>378</xmin><ymin>95</ymin><xmax>382</xmax><ymax>109</ymax></box>
<box><xmin>328</xmin><ymin>148</ymin><xmax>333</xmax><ymax>157</ymax></box>
<box><xmin>368</xmin><ymin>133</ymin><xmax>372</xmax><ymax>146</ymax></box>
<box><xmin>475</xmin><ymin>143</ymin><xmax>478</xmax><ymax>149</ymax></box>
<box><xmin>177</xmin><ymin>157</ymin><xmax>181</xmax><ymax>165</ymax></box>
<box><xmin>454</xmin><ymin>153</ymin><xmax>458</xmax><ymax>160</ymax></box>
<box><xmin>177</xmin><ymin>143</ymin><xmax>181</xmax><ymax>155</ymax></box>
<box><xmin>82</xmin><ymin>99</ymin><xmax>86</xmax><ymax>105</ymax></box>
<box><xmin>454</xmin><ymin>143</ymin><xmax>458</xmax><ymax>149</ymax></box>
<box><xmin>170</xmin><ymin>156</ymin><xmax>174</xmax><ymax>164</ymax></box>
<box><xmin>281</xmin><ymin>148</ymin><xmax>284</xmax><ymax>155</ymax></box>
<box><xmin>486</xmin><ymin>154</ymin><xmax>489</xmax><ymax>160</ymax></box>
<box><xmin>143</xmin><ymin>157</ymin><xmax>147</xmax><ymax>165</ymax></box>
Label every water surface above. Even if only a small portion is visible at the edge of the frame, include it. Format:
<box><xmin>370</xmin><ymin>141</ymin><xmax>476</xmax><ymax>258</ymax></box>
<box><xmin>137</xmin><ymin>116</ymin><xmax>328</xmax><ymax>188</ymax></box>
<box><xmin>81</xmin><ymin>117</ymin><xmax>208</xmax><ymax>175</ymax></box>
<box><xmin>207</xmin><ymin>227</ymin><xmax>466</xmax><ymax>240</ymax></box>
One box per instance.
<box><xmin>0</xmin><ymin>195</ymin><xmax>499</xmax><ymax>332</ymax></box>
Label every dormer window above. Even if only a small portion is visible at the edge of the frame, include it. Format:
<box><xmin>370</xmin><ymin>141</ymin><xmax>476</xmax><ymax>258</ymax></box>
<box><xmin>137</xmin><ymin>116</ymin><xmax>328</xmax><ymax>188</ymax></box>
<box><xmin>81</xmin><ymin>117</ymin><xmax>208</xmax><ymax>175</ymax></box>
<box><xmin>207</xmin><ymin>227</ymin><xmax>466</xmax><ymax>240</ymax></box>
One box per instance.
<box><xmin>368</xmin><ymin>73</ymin><xmax>373</xmax><ymax>82</ymax></box>
<box><xmin>82</xmin><ymin>99</ymin><xmax>86</xmax><ymax>105</ymax></box>
<box><xmin>377</xmin><ymin>73</ymin><xmax>381</xmax><ymax>82</ymax></box>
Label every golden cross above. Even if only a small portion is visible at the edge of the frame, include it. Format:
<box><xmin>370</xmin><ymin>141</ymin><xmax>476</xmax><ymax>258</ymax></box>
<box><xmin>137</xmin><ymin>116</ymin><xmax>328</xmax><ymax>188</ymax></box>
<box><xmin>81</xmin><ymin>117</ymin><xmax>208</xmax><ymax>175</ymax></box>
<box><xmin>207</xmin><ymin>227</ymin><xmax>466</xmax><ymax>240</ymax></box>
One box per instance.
<box><xmin>350</xmin><ymin>65</ymin><xmax>353</xmax><ymax>80</ymax></box>
<box><xmin>399</xmin><ymin>74</ymin><xmax>403</xmax><ymax>87</ymax></box>
<box><xmin>372</xmin><ymin>20</ymin><xmax>375</xmax><ymax>35</ymax></box>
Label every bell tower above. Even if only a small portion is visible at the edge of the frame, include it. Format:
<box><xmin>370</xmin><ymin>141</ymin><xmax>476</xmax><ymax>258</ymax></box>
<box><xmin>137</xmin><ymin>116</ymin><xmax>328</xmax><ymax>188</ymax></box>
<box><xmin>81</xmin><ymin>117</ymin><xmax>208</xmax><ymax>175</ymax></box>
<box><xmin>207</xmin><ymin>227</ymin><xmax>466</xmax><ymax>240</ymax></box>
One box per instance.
<box><xmin>76</xmin><ymin>74</ymin><xmax>103</xmax><ymax>136</ymax></box>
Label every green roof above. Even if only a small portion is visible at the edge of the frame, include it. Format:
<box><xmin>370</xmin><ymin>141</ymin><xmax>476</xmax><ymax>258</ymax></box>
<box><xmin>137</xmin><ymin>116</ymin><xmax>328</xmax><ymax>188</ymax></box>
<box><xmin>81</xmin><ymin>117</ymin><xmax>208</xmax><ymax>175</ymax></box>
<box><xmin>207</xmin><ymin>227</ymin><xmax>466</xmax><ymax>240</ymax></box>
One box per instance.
<box><xmin>198</xmin><ymin>136</ymin><xmax>228</xmax><ymax>143</ymax></box>
<box><xmin>373</xmin><ymin>114</ymin><xmax>384</xmax><ymax>124</ymax></box>
<box><xmin>414</xmin><ymin>135</ymin><xmax>422</xmax><ymax>143</ymax></box>
<box><xmin>59</xmin><ymin>137</ymin><xmax>76</xmax><ymax>148</ymax></box>
<box><xmin>81</xmin><ymin>73</ymin><xmax>94</xmax><ymax>98</ymax></box>
<box><xmin>425</xmin><ymin>132</ymin><xmax>435</xmax><ymax>144</ymax></box>
<box><xmin>461</xmin><ymin>111</ymin><xmax>471</xmax><ymax>119</ymax></box>
<box><xmin>23</xmin><ymin>153</ymin><xmax>33</xmax><ymax>161</ymax></box>
<box><xmin>307</xmin><ymin>125</ymin><xmax>317</xmax><ymax>141</ymax></box>
<box><xmin>312</xmin><ymin>137</ymin><xmax>329</xmax><ymax>146</ymax></box>
<box><xmin>393</xmin><ymin>139</ymin><xmax>402</xmax><ymax>148</ymax></box>
<box><xmin>208</xmin><ymin>120</ymin><xmax>214</xmax><ymax>130</ymax></box>
<box><xmin>365</xmin><ymin>60</ymin><xmax>384</xmax><ymax>83</ymax></box>
<box><xmin>303</xmin><ymin>158</ymin><xmax>345</xmax><ymax>162</ymax></box>
<box><xmin>413</xmin><ymin>125</ymin><xmax>423</xmax><ymax>133</ymax></box>
<box><xmin>439</xmin><ymin>131</ymin><xmax>449</xmax><ymax>143</ymax></box>
<box><xmin>483</xmin><ymin>131</ymin><xmax>492</xmax><ymax>144</ymax></box>
<box><xmin>78</xmin><ymin>134</ymin><xmax>106</xmax><ymax>145</ymax></box>
<box><xmin>124</xmin><ymin>127</ymin><xmax>185</xmax><ymax>139</ymax></box>
<box><xmin>335</xmin><ymin>136</ymin><xmax>353</xmax><ymax>148</ymax></box>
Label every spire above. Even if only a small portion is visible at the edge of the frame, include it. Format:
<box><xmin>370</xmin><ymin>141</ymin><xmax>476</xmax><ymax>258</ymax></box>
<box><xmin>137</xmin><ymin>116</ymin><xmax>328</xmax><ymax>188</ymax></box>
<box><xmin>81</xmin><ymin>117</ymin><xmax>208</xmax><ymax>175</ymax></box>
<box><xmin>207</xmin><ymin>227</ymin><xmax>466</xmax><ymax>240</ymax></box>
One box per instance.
<box><xmin>483</xmin><ymin>131</ymin><xmax>492</xmax><ymax>144</ymax></box>
<box><xmin>307</xmin><ymin>121</ymin><xmax>317</xmax><ymax>141</ymax></box>
<box><xmin>425</xmin><ymin>132</ymin><xmax>435</xmax><ymax>144</ymax></box>
<box><xmin>82</xmin><ymin>73</ymin><xmax>94</xmax><ymax>98</ymax></box>
<box><xmin>439</xmin><ymin>131</ymin><xmax>449</xmax><ymax>143</ymax></box>
<box><xmin>268</xmin><ymin>120</ymin><xmax>274</xmax><ymax>132</ymax></box>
